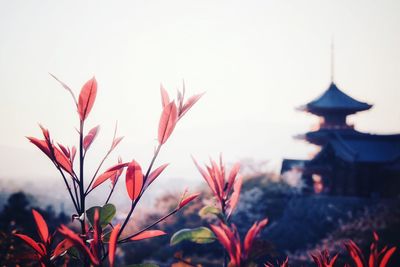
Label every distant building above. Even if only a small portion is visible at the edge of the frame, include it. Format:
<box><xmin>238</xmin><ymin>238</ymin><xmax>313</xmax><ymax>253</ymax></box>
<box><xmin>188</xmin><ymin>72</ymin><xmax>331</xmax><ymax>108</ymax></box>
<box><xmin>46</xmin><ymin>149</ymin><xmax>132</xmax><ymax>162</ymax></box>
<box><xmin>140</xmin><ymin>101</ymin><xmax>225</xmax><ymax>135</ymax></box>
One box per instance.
<box><xmin>282</xmin><ymin>82</ymin><xmax>400</xmax><ymax>197</ymax></box>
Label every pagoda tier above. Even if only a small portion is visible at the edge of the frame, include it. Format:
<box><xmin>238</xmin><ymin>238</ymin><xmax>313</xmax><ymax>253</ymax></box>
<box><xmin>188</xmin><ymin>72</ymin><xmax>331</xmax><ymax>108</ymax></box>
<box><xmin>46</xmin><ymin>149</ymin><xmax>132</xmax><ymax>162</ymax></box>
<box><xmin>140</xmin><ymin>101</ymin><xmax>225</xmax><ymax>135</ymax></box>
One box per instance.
<box><xmin>298</xmin><ymin>82</ymin><xmax>372</xmax><ymax>131</ymax></box>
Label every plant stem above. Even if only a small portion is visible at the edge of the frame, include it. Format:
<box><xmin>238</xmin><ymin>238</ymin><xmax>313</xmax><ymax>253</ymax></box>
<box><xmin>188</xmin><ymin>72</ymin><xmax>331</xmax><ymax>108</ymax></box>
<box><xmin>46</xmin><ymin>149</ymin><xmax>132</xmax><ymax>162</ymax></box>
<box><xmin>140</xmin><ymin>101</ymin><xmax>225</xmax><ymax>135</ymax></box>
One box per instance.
<box><xmin>116</xmin><ymin>144</ymin><xmax>162</xmax><ymax>240</ymax></box>
<box><xmin>85</xmin><ymin>150</ymin><xmax>111</xmax><ymax>195</ymax></box>
<box><xmin>221</xmin><ymin>200</ymin><xmax>228</xmax><ymax>267</ymax></box>
<box><xmin>79</xmin><ymin>121</ymin><xmax>86</xmax><ymax>233</ymax></box>
<box><xmin>56</xmin><ymin>167</ymin><xmax>80</xmax><ymax>213</ymax></box>
<box><xmin>144</xmin><ymin>144</ymin><xmax>162</xmax><ymax>180</ymax></box>
<box><xmin>105</xmin><ymin>184</ymin><xmax>115</xmax><ymax>205</ymax></box>
<box><xmin>119</xmin><ymin>208</ymin><xmax>178</xmax><ymax>243</ymax></box>
<box><xmin>79</xmin><ymin>121</ymin><xmax>88</xmax><ymax>267</ymax></box>
<box><xmin>72</xmin><ymin>178</ymin><xmax>80</xmax><ymax>211</ymax></box>
<box><xmin>117</xmin><ymin>201</ymin><xmax>136</xmax><ymax>239</ymax></box>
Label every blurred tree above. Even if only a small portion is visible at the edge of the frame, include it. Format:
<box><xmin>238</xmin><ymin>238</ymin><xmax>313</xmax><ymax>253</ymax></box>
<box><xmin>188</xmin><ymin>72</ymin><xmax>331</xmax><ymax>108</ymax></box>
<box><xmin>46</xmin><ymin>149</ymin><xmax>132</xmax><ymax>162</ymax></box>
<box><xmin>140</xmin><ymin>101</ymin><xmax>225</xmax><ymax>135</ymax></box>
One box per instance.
<box><xmin>0</xmin><ymin>191</ymin><xmax>69</xmax><ymax>266</ymax></box>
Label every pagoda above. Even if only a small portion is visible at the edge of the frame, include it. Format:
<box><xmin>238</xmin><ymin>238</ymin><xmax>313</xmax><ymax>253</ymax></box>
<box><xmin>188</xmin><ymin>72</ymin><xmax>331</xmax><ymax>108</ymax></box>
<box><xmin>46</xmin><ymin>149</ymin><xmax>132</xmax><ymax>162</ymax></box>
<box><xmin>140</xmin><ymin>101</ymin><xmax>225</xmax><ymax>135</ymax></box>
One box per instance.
<box><xmin>282</xmin><ymin>82</ymin><xmax>400</xmax><ymax>197</ymax></box>
<box><xmin>298</xmin><ymin>82</ymin><xmax>372</xmax><ymax>146</ymax></box>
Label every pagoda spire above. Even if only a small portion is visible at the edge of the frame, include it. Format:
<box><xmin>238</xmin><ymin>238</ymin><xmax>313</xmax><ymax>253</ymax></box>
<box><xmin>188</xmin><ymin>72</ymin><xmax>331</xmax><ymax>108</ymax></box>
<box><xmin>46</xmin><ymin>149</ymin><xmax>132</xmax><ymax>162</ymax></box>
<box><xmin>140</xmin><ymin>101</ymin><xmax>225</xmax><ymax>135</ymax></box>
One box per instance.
<box><xmin>330</xmin><ymin>37</ymin><xmax>335</xmax><ymax>83</ymax></box>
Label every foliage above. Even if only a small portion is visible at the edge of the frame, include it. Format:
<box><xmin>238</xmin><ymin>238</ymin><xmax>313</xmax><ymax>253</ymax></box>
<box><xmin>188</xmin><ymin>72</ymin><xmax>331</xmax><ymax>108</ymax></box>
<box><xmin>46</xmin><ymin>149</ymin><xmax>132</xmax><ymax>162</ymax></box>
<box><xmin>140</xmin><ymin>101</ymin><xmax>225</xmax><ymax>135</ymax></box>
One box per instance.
<box><xmin>2</xmin><ymin>75</ymin><xmax>398</xmax><ymax>267</ymax></box>
<box><xmin>13</xmin><ymin>76</ymin><xmax>202</xmax><ymax>266</ymax></box>
<box><xmin>171</xmin><ymin>156</ymin><xmax>269</xmax><ymax>267</ymax></box>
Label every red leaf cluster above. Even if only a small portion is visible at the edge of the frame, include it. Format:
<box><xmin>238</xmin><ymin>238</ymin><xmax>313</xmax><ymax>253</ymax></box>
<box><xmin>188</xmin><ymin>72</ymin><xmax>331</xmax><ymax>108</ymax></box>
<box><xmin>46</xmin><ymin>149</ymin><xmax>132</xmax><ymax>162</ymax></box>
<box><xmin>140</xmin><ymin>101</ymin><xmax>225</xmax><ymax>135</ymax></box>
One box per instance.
<box><xmin>344</xmin><ymin>232</ymin><xmax>397</xmax><ymax>267</ymax></box>
<box><xmin>311</xmin><ymin>250</ymin><xmax>338</xmax><ymax>267</ymax></box>
<box><xmin>58</xmin><ymin>225</ymin><xmax>99</xmax><ymax>265</ymax></box>
<box><xmin>14</xmin><ymin>210</ymin><xmax>52</xmax><ymax>265</ymax></box>
<box><xmin>193</xmin><ymin>156</ymin><xmax>242</xmax><ymax>217</ymax></box>
<box><xmin>23</xmin><ymin>75</ymin><xmax>203</xmax><ymax>266</ymax></box>
<box><xmin>211</xmin><ymin>219</ymin><xmax>268</xmax><ymax>267</ymax></box>
<box><xmin>158</xmin><ymin>83</ymin><xmax>203</xmax><ymax>145</ymax></box>
<box><xmin>27</xmin><ymin>125</ymin><xmax>74</xmax><ymax>177</ymax></box>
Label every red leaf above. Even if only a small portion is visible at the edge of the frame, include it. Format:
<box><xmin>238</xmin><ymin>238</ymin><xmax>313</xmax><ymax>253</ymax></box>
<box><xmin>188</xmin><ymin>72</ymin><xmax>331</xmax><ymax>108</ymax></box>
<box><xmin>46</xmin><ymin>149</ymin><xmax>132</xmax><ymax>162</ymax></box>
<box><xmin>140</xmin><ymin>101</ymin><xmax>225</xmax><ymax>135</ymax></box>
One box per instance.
<box><xmin>71</xmin><ymin>146</ymin><xmax>77</xmax><ymax>163</ymax></box>
<box><xmin>125</xmin><ymin>160</ymin><xmax>144</xmax><ymax>201</ymax></box>
<box><xmin>210</xmin><ymin>224</ymin><xmax>237</xmax><ymax>265</ymax></box>
<box><xmin>83</xmin><ymin>125</ymin><xmax>100</xmax><ymax>151</ymax></box>
<box><xmin>160</xmin><ymin>84</ymin><xmax>170</xmax><ymax>108</ymax></box>
<box><xmin>226</xmin><ymin>162</ymin><xmax>240</xmax><ymax>195</ymax></box>
<box><xmin>244</xmin><ymin>218</ymin><xmax>268</xmax><ymax>257</ymax></box>
<box><xmin>53</xmin><ymin>146</ymin><xmax>73</xmax><ymax>175</ymax></box>
<box><xmin>91</xmin><ymin>209</ymin><xmax>101</xmax><ymax>260</ymax></box>
<box><xmin>57</xmin><ymin>143</ymin><xmax>70</xmax><ymax>158</ymax></box>
<box><xmin>180</xmin><ymin>93</ymin><xmax>204</xmax><ymax>118</ymax></box>
<box><xmin>192</xmin><ymin>156</ymin><xmax>218</xmax><ymax>196</ymax></box>
<box><xmin>78</xmin><ymin>77</ymin><xmax>97</xmax><ymax>121</ymax></box>
<box><xmin>373</xmin><ymin>231</ymin><xmax>379</xmax><ymax>242</ymax></box>
<box><xmin>27</xmin><ymin>137</ymin><xmax>52</xmax><ymax>160</ymax></box>
<box><xmin>110</xmin><ymin>157</ymin><xmax>124</xmax><ymax>186</ymax></box>
<box><xmin>14</xmin><ymin>233</ymin><xmax>45</xmax><ymax>256</ymax></box>
<box><xmin>144</xmin><ymin>163</ymin><xmax>169</xmax><ymax>189</ymax></box>
<box><xmin>227</xmin><ymin>175</ymin><xmax>242</xmax><ymax>217</ymax></box>
<box><xmin>106</xmin><ymin>162</ymin><xmax>129</xmax><ymax>172</ymax></box>
<box><xmin>39</xmin><ymin>124</ymin><xmax>50</xmax><ymax>141</ymax></box>
<box><xmin>52</xmin><ymin>239</ymin><xmax>73</xmax><ymax>259</ymax></box>
<box><xmin>91</xmin><ymin>162</ymin><xmax>128</xmax><ymax>189</ymax></box>
<box><xmin>210</xmin><ymin>159</ymin><xmax>224</xmax><ymax>196</ymax></box>
<box><xmin>109</xmin><ymin>223</ymin><xmax>120</xmax><ymax>267</ymax></box>
<box><xmin>179</xmin><ymin>193</ymin><xmax>200</xmax><ymax>209</ymax></box>
<box><xmin>92</xmin><ymin>172</ymin><xmax>116</xmax><ymax>190</ymax></box>
<box><xmin>32</xmin><ymin>209</ymin><xmax>49</xmax><ymax>244</ymax></box>
<box><xmin>379</xmin><ymin>247</ymin><xmax>396</xmax><ymax>267</ymax></box>
<box><xmin>58</xmin><ymin>225</ymin><xmax>99</xmax><ymax>265</ymax></box>
<box><xmin>49</xmin><ymin>73</ymin><xmax>78</xmax><ymax>105</ymax></box>
<box><xmin>111</xmin><ymin>136</ymin><xmax>124</xmax><ymax>151</ymax></box>
<box><xmin>345</xmin><ymin>241</ymin><xmax>364</xmax><ymax>267</ymax></box>
<box><xmin>158</xmin><ymin>101</ymin><xmax>178</xmax><ymax>144</ymax></box>
<box><xmin>130</xmin><ymin>230</ymin><xmax>166</xmax><ymax>241</ymax></box>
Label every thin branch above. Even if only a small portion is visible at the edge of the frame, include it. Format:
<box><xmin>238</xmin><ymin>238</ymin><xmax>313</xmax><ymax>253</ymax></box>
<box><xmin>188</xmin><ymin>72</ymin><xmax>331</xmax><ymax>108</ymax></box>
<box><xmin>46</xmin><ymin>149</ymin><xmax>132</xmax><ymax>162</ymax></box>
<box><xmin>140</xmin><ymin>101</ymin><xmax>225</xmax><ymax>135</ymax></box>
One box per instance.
<box><xmin>117</xmin><ymin>144</ymin><xmax>162</xmax><ymax>239</ymax></box>
<box><xmin>105</xmin><ymin>184</ymin><xmax>116</xmax><ymax>205</ymax></box>
<box><xmin>84</xmin><ymin>150</ymin><xmax>111</xmax><ymax>195</ymax></box>
<box><xmin>117</xmin><ymin>200</ymin><xmax>136</xmax><ymax>240</ymax></box>
<box><xmin>119</xmin><ymin>208</ymin><xmax>178</xmax><ymax>243</ymax></box>
<box><xmin>56</xmin><ymin>166</ymin><xmax>79</xmax><ymax>213</ymax></box>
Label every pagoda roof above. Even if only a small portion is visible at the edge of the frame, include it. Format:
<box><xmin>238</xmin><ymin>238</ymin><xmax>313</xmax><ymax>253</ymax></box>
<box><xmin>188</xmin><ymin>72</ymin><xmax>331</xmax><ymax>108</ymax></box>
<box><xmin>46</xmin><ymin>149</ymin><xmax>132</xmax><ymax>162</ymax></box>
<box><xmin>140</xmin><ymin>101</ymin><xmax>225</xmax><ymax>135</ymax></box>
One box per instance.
<box><xmin>310</xmin><ymin>133</ymin><xmax>400</xmax><ymax>164</ymax></box>
<box><xmin>300</xmin><ymin>82</ymin><xmax>372</xmax><ymax>115</ymax></box>
<box><xmin>300</xmin><ymin>128</ymin><xmax>364</xmax><ymax>146</ymax></box>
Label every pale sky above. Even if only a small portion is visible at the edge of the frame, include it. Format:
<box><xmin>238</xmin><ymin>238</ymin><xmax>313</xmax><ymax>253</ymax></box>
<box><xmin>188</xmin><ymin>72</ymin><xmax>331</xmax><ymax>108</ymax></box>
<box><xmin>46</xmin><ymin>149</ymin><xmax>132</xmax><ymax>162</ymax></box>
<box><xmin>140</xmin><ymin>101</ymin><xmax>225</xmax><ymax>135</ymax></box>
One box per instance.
<box><xmin>1</xmin><ymin>0</ymin><xmax>400</xmax><ymax>189</ymax></box>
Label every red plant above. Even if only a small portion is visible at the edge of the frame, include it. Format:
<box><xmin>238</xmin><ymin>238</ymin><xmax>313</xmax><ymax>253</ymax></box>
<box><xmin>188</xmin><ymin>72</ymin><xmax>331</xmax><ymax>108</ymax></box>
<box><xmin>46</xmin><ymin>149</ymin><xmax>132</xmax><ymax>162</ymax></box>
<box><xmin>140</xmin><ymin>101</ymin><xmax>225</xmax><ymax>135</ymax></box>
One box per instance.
<box><xmin>193</xmin><ymin>155</ymin><xmax>242</xmax><ymax>219</ymax></box>
<box><xmin>14</xmin><ymin>209</ymin><xmax>52</xmax><ymax>266</ymax></box>
<box><xmin>210</xmin><ymin>219</ymin><xmax>268</xmax><ymax>267</ymax></box>
<box><xmin>264</xmin><ymin>257</ymin><xmax>289</xmax><ymax>267</ymax></box>
<box><xmin>172</xmin><ymin>155</ymin><xmax>269</xmax><ymax>266</ymax></box>
<box><xmin>22</xmin><ymin>76</ymin><xmax>202</xmax><ymax>266</ymax></box>
<box><xmin>311</xmin><ymin>250</ymin><xmax>338</xmax><ymax>267</ymax></box>
<box><xmin>345</xmin><ymin>232</ymin><xmax>397</xmax><ymax>267</ymax></box>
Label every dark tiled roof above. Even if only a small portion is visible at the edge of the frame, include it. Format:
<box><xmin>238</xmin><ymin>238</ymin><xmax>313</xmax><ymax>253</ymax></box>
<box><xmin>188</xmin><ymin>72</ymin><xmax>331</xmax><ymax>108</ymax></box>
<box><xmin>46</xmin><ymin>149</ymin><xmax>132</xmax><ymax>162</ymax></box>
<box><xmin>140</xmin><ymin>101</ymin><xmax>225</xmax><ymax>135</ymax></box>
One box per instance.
<box><xmin>300</xmin><ymin>82</ymin><xmax>372</xmax><ymax>114</ymax></box>
<box><xmin>312</xmin><ymin>133</ymin><xmax>400</xmax><ymax>163</ymax></box>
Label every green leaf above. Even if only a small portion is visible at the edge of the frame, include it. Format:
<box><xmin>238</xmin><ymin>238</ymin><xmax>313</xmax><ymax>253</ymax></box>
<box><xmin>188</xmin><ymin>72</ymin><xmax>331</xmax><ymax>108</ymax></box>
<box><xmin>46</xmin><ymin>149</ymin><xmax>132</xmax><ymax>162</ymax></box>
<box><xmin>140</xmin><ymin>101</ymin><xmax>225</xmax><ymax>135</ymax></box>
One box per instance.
<box><xmin>102</xmin><ymin>230</ymin><xmax>112</xmax><ymax>242</ymax></box>
<box><xmin>170</xmin><ymin>227</ymin><xmax>216</xmax><ymax>245</ymax></box>
<box><xmin>123</xmin><ymin>264</ymin><xmax>159</xmax><ymax>267</ymax></box>
<box><xmin>68</xmin><ymin>247</ymin><xmax>81</xmax><ymax>260</ymax></box>
<box><xmin>198</xmin><ymin>205</ymin><xmax>222</xmax><ymax>219</ymax></box>
<box><xmin>86</xmin><ymin>203</ymin><xmax>116</xmax><ymax>228</ymax></box>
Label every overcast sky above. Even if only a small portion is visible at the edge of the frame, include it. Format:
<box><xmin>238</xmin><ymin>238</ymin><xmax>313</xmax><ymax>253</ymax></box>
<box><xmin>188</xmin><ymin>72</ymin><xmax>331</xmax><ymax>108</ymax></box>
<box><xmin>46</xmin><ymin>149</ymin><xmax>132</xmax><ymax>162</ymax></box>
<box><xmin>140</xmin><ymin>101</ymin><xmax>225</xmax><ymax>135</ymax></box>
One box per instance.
<box><xmin>1</xmin><ymin>0</ymin><xmax>399</xmax><ymax>189</ymax></box>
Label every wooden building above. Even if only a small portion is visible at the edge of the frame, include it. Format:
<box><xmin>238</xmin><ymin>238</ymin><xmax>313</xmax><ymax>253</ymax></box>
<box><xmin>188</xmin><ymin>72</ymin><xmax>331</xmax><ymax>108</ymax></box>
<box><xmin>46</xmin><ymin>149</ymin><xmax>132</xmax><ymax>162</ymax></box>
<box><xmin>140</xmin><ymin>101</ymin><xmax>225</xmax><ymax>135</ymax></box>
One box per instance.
<box><xmin>282</xmin><ymin>82</ymin><xmax>400</xmax><ymax>197</ymax></box>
